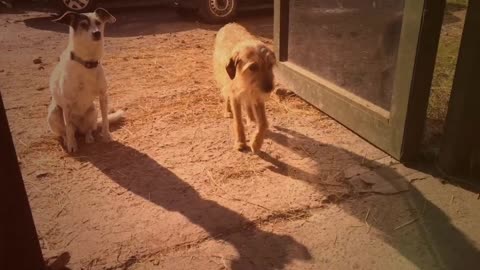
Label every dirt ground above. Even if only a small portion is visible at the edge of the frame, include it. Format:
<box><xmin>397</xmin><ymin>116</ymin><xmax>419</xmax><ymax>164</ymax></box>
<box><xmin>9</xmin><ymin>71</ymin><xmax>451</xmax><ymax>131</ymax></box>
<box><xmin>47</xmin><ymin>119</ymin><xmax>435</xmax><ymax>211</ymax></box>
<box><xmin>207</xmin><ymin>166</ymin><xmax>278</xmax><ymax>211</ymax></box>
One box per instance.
<box><xmin>1</xmin><ymin>5</ymin><xmax>479</xmax><ymax>270</ymax></box>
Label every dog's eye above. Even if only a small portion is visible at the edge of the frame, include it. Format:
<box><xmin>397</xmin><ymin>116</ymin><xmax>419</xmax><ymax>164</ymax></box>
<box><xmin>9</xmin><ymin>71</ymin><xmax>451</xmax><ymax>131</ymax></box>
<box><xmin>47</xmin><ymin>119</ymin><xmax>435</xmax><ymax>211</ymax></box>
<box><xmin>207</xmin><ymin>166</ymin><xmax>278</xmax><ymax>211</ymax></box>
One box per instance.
<box><xmin>95</xmin><ymin>20</ymin><xmax>101</xmax><ymax>26</ymax></box>
<box><xmin>249</xmin><ymin>63</ymin><xmax>259</xmax><ymax>72</ymax></box>
<box><xmin>79</xmin><ymin>21</ymin><xmax>88</xmax><ymax>29</ymax></box>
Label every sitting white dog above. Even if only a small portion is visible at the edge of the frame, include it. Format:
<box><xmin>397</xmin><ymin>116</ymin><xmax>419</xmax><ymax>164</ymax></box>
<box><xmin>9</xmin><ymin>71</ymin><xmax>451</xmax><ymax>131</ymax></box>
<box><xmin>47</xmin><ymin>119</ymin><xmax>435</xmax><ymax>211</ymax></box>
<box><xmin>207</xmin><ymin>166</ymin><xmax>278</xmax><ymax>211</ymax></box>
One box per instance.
<box><xmin>47</xmin><ymin>8</ymin><xmax>123</xmax><ymax>153</ymax></box>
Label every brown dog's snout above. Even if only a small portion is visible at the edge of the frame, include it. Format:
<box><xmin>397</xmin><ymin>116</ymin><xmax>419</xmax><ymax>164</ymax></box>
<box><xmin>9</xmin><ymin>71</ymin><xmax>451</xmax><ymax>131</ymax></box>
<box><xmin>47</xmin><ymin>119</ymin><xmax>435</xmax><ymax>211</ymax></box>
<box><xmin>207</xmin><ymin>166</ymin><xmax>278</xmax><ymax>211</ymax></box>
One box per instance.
<box><xmin>261</xmin><ymin>77</ymin><xmax>274</xmax><ymax>93</ymax></box>
<box><xmin>92</xmin><ymin>31</ymin><xmax>102</xmax><ymax>40</ymax></box>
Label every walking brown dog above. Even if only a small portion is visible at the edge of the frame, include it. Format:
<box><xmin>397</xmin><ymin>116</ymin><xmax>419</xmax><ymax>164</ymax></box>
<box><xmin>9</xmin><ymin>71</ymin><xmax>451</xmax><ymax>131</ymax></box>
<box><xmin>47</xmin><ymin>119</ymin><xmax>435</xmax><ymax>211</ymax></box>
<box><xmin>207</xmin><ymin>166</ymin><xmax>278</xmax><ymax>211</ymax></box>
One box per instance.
<box><xmin>213</xmin><ymin>23</ymin><xmax>276</xmax><ymax>153</ymax></box>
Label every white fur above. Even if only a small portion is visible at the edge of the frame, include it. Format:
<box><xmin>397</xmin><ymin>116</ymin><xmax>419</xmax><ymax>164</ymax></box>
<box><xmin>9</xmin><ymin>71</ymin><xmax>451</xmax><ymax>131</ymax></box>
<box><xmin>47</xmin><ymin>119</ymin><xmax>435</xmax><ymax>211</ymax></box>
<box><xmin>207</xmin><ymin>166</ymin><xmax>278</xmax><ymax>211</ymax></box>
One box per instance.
<box><xmin>48</xmin><ymin>10</ymin><xmax>123</xmax><ymax>153</ymax></box>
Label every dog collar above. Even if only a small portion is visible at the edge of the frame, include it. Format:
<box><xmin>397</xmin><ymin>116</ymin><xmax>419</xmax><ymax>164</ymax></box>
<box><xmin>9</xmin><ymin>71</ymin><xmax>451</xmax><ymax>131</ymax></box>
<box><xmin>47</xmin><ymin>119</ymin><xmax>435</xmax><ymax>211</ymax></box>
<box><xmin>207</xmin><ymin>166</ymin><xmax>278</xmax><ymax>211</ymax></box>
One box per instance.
<box><xmin>70</xmin><ymin>52</ymin><xmax>99</xmax><ymax>69</ymax></box>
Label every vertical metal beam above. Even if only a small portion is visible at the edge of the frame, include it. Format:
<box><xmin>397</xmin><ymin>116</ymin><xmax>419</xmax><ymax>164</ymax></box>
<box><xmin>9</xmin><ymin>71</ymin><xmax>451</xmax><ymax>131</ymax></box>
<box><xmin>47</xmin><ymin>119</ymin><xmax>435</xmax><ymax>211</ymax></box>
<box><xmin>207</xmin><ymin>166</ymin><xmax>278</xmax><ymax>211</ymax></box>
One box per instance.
<box><xmin>0</xmin><ymin>92</ymin><xmax>46</xmax><ymax>270</ymax></box>
<box><xmin>438</xmin><ymin>0</ymin><xmax>480</xmax><ymax>181</ymax></box>
<box><xmin>398</xmin><ymin>0</ymin><xmax>446</xmax><ymax>160</ymax></box>
<box><xmin>273</xmin><ymin>0</ymin><xmax>289</xmax><ymax>61</ymax></box>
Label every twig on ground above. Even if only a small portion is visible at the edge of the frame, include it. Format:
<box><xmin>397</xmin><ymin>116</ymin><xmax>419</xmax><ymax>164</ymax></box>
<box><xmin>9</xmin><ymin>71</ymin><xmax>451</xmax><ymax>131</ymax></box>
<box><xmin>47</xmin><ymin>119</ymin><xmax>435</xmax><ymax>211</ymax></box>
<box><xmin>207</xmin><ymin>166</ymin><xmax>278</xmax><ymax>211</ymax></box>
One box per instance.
<box><xmin>272</xmin><ymin>97</ymin><xmax>291</xmax><ymax>113</ymax></box>
<box><xmin>421</xmin><ymin>198</ymin><xmax>428</xmax><ymax>215</ymax></box>
<box><xmin>55</xmin><ymin>202</ymin><xmax>68</xmax><ymax>218</ymax></box>
<box><xmin>358</xmin><ymin>190</ymin><xmax>410</xmax><ymax>196</ymax></box>
<box><xmin>365</xmin><ymin>208</ymin><xmax>371</xmax><ymax>223</ymax></box>
<box><xmin>41</xmin><ymin>236</ymin><xmax>51</xmax><ymax>252</ymax></box>
<box><xmin>116</xmin><ymin>244</ymin><xmax>123</xmax><ymax>262</ymax></box>
<box><xmin>123</xmin><ymin>127</ymin><xmax>134</xmax><ymax>136</ymax></box>
<box><xmin>409</xmin><ymin>176</ymin><xmax>428</xmax><ymax>184</ymax></box>
<box><xmin>64</xmin><ymin>233</ymin><xmax>79</xmax><ymax>247</ymax></box>
<box><xmin>298</xmin><ymin>144</ymin><xmax>313</xmax><ymax>157</ymax></box>
<box><xmin>211</xmin><ymin>255</ymin><xmax>230</xmax><ymax>269</ymax></box>
<box><xmin>365</xmin><ymin>207</ymin><xmax>371</xmax><ymax>232</ymax></box>
<box><xmin>394</xmin><ymin>217</ymin><xmax>419</xmax><ymax>231</ymax></box>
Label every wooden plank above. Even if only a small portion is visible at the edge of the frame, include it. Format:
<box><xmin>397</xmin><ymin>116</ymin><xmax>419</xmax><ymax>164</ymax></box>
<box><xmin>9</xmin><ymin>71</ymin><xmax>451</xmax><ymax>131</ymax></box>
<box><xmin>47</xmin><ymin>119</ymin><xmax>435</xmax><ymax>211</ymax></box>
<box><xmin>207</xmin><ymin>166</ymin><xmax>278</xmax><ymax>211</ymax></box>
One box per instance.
<box><xmin>439</xmin><ymin>0</ymin><xmax>480</xmax><ymax>181</ymax></box>
<box><xmin>0</xmin><ymin>92</ymin><xmax>46</xmax><ymax>270</ymax></box>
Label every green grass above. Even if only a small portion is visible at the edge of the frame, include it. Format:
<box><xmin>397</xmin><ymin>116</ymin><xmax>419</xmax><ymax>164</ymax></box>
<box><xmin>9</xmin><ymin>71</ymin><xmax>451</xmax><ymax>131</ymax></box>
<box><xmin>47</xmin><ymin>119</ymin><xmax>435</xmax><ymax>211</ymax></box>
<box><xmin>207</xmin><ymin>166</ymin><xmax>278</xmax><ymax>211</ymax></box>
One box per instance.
<box><xmin>447</xmin><ymin>0</ymin><xmax>468</xmax><ymax>7</ymax></box>
<box><xmin>427</xmin><ymin>1</ymin><xmax>467</xmax><ymax>121</ymax></box>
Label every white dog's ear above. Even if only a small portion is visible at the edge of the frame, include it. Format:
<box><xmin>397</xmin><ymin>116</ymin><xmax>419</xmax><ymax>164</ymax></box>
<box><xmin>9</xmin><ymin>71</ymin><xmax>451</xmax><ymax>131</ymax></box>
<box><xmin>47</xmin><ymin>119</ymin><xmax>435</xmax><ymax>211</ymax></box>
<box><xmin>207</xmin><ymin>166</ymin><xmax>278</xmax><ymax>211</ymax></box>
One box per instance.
<box><xmin>95</xmin><ymin>8</ymin><xmax>116</xmax><ymax>24</ymax></box>
<box><xmin>52</xmin><ymin>11</ymin><xmax>79</xmax><ymax>27</ymax></box>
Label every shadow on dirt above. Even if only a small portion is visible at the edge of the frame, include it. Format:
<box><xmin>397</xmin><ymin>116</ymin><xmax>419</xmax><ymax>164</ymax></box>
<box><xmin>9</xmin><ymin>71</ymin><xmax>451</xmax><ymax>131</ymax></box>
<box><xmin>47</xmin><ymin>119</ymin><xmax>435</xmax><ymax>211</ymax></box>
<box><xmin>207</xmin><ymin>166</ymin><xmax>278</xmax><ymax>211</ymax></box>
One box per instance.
<box><xmin>74</xmin><ymin>123</ymin><xmax>480</xmax><ymax>269</ymax></box>
<box><xmin>77</xmin><ymin>140</ymin><xmax>311</xmax><ymax>270</ymax></box>
<box><xmin>46</xmin><ymin>252</ymin><xmax>72</xmax><ymax>270</ymax></box>
<box><xmin>22</xmin><ymin>6</ymin><xmax>273</xmax><ymax>39</ymax></box>
<box><xmin>261</xmin><ymin>126</ymin><xmax>479</xmax><ymax>269</ymax></box>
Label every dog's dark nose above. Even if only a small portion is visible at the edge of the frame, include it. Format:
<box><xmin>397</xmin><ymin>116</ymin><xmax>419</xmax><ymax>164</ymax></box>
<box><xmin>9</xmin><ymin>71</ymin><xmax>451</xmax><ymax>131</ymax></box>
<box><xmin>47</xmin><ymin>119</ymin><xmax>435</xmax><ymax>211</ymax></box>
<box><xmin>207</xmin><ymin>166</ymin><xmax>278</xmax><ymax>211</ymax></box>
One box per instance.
<box><xmin>262</xmin><ymin>81</ymin><xmax>274</xmax><ymax>93</ymax></box>
<box><xmin>92</xmin><ymin>31</ymin><xmax>102</xmax><ymax>40</ymax></box>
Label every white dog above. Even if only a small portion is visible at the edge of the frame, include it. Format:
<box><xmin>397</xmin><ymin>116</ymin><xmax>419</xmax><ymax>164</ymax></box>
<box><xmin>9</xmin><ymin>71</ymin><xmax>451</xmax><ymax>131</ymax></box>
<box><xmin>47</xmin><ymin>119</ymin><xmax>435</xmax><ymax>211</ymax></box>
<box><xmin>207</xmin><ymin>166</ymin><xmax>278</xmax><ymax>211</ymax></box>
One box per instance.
<box><xmin>48</xmin><ymin>8</ymin><xmax>123</xmax><ymax>153</ymax></box>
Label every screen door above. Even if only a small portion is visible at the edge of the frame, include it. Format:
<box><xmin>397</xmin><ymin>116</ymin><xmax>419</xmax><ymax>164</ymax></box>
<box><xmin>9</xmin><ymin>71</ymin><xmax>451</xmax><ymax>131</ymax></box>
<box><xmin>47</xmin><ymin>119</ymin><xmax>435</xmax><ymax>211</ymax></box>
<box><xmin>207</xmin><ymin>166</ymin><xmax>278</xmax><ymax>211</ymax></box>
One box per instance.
<box><xmin>274</xmin><ymin>0</ymin><xmax>445</xmax><ymax>160</ymax></box>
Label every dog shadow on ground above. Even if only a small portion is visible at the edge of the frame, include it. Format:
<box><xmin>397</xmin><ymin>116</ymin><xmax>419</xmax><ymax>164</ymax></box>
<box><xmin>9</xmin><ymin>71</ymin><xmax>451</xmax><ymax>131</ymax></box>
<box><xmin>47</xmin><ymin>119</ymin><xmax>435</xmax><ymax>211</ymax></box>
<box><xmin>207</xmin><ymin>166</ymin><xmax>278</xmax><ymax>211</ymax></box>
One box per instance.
<box><xmin>70</xmin><ymin>121</ymin><xmax>480</xmax><ymax>268</ymax></box>
<box><xmin>259</xmin><ymin>126</ymin><xmax>479</xmax><ymax>269</ymax></box>
<box><xmin>76</xmin><ymin>139</ymin><xmax>311</xmax><ymax>270</ymax></box>
<box><xmin>22</xmin><ymin>6</ymin><xmax>273</xmax><ymax>39</ymax></box>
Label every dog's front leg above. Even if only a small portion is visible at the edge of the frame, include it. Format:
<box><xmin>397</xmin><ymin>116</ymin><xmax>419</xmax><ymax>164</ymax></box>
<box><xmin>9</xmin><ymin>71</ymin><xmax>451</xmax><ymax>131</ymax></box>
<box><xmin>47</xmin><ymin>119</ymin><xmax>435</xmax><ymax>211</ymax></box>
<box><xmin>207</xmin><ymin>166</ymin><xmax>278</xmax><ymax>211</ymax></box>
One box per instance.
<box><xmin>99</xmin><ymin>92</ymin><xmax>112</xmax><ymax>141</ymax></box>
<box><xmin>231</xmin><ymin>98</ymin><xmax>247</xmax><ymax>151</ymax></box>
<box><xmin>224</xmin><ymin>96</ymin><xmax>233</xmax><ymax>118</ymax></box>
<box><xmin>62</xmin><ymin>106</ymin><xmax>78</xmax><ymax>153</ymax></box>
<box><xmin>221</xmin><ymin>87</ymin><xmax>232</xmax><ymax>118</ymax></box>
<box><xmin>250</xmin><ymin>101</ymin><xmax>268</xmax><ymax>154</ymax></box>
<box><xmin>246</xmin><ymin>105</ymin><xmax>255</xmax><ymax>126</ymax></box>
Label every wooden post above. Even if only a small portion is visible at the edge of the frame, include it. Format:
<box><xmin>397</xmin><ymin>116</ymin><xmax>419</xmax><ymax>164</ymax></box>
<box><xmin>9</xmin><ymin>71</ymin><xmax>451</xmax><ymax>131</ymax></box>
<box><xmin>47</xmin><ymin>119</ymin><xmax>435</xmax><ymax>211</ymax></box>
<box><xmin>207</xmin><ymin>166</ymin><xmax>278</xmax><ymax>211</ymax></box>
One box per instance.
<box><xmin>438</xmin><ymin>1</ymin><xmax>480</xmax><ymax>182</ymax></box>
<box><xmin>0</xmin><ymin>92</ymin><xmax>46</xmax><ymax>270</ymax></box>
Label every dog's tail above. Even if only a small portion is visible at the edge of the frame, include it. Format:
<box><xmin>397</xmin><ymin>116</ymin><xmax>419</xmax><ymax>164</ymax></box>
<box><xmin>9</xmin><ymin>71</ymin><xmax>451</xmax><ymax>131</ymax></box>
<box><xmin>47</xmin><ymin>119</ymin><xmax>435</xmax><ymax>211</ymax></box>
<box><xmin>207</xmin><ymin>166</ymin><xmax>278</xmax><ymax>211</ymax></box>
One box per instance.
<box><xmin>96</xmin><ymin>109</ymin><xmax>125</xmax><ymax>127</ymax></box>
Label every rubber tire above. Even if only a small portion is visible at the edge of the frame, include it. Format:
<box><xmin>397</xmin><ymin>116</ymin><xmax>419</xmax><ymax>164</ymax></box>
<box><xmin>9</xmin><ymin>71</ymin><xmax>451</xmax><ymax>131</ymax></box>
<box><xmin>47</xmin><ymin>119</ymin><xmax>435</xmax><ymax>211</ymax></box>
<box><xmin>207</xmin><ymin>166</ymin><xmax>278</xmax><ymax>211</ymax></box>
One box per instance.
<box><xmin>56</xmin><ymin>0</ymin><xmax>97</xmax><ymax>13</ymax></box>
<box><xmin>198</xmin><ymin>0</ymin><xmax>238</xmax><ymax>24</ymax></box>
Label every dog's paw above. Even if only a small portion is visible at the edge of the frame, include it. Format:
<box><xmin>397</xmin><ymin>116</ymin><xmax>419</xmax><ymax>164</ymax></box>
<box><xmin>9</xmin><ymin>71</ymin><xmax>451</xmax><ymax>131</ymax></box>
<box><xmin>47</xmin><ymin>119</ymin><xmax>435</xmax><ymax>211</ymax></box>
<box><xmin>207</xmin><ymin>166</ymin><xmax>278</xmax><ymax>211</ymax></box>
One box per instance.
<box><xmin>65</xmin><ymin>140</ymin><xmax>78</xmax><ymax>153</ymax></box>
<box><xmin>246</xmin><ymin>119</ymin><xmax>256</xmax><ymax>127</ymax></box>
<box><xmin>85</xmin><ymin>134</ymin><xmax>95</xmax><ymax>144</ymax></box>
<box><xmin>101</xmin><ymin>132</ymin><xmax>113</xmax><ymax>142</ymax></box>
<box><xmin>234</xmin><ymin>141</ymin><xmax>248</xmax><ymax>152</ymax></box>
<box><xmin>224</xmin><ymin>111</ymin><xmax>233</xmax><ymax>118</ymax></box>
<box><xmin>250</xmin><ymin>142</ymin><xmax>262</xmax><ymax>154</ymax></box>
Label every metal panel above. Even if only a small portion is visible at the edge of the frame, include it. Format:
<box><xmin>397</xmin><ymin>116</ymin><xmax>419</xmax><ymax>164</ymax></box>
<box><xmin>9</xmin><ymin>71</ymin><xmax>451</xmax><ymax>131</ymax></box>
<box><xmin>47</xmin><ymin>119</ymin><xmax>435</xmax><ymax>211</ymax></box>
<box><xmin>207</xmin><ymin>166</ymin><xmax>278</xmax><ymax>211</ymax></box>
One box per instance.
<box><xmin>274</xmin><ymin>0</ymin><xmax>445</xmax><ymax>160</ymax></box>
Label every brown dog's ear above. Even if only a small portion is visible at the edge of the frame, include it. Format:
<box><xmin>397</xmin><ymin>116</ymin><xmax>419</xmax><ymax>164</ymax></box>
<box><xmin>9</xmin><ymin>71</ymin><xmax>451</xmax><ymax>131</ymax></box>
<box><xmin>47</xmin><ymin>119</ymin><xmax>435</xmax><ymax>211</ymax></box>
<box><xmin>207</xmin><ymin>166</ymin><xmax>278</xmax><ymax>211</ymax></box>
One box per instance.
<box><xmin>52</xmin><ymin>11</ymin><xmax>78</xmax><ymax>27</ymax></box>
<box><xmin>266</xmin><ymin>50</ymin><xmax>277</xmax><ymax>66</ymax></box>
<box><xmin>260</xmin><ymin>46</ymin><xmax>276</xmax><ymax>67</ymax></box>
<box><xmin>226</xmin><ymin>57</ymin><xmax>237</xmax><ymax>80</ymax></box>
<box><xmin>95</xmin><ymin>8</ymin><xmax>116</xmax><ymax>24</ymax></box>
<box><xmin>226</xmin><ymin>53</ymin><xmax>242</xmax><ymax>80</ymax></box>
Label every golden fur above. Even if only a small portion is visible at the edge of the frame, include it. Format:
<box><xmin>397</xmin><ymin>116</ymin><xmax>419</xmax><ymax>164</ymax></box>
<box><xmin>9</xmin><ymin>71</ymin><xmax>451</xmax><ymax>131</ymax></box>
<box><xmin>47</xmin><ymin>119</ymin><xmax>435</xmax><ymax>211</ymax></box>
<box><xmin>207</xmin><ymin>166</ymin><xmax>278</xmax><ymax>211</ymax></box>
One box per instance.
<box><xmin>213</xmin><ymin>23</ymin><xmax>276</xmax><ymax>153</ymax></box>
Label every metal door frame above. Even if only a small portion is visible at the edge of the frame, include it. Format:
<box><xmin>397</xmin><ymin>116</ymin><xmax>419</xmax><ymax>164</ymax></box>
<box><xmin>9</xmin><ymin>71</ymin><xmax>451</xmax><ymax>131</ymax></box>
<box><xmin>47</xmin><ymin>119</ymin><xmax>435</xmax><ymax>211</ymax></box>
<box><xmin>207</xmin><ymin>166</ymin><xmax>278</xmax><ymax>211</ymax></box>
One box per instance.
<box><xmin>274</xmin><ymin>0</ymin><xmax>445</xmax><ymax>160</ymax></box>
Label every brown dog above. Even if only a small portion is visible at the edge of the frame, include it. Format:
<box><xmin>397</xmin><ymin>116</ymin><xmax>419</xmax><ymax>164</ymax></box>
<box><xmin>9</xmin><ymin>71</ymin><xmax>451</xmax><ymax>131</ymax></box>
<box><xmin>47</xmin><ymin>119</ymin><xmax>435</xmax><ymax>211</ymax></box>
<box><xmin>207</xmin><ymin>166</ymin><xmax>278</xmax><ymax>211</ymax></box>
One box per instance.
<box><xmin>213</xmin><ymin>23</ymin><xmax>276</xmax><ymax>153</ymax></box>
